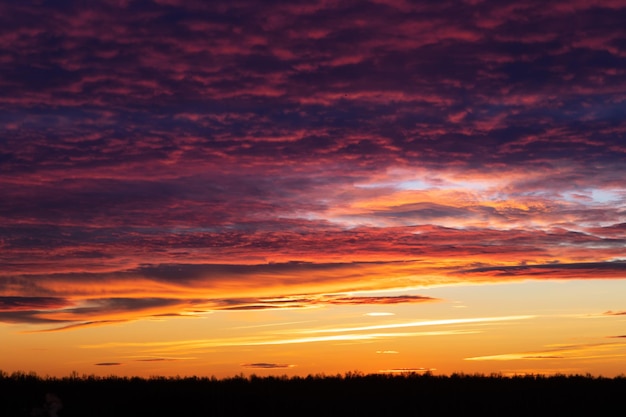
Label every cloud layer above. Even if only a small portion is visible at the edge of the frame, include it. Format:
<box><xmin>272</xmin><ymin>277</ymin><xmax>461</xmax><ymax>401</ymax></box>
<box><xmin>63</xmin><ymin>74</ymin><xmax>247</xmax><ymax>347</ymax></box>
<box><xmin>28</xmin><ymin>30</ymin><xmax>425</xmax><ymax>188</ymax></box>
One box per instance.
<box><xmin>1</xmin><ymin>0</ymin><xmax>625</xmax><ymax>328</ymax></box>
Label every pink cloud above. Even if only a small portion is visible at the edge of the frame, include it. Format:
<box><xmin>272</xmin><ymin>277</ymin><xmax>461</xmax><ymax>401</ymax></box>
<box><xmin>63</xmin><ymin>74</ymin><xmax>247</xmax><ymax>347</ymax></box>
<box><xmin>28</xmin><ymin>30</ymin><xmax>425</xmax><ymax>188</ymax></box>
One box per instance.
<box><xmin>1</xmin><ymin>0</ymin><xmax>625</xmax><ymax>329</ymax></box>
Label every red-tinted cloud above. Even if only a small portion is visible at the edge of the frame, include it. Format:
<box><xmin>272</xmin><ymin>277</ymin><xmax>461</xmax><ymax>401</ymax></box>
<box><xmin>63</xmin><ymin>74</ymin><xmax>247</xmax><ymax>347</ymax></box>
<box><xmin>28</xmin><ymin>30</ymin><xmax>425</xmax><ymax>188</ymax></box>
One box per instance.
<box><xmin>457</xmin><ymin>261</ymin><xmax>626</xmax><ymax>280</ymax></box>
<box><xmin>1</xmin><ymin>0</ymin><xmax>625</xmax><ymax>328</ymax></box>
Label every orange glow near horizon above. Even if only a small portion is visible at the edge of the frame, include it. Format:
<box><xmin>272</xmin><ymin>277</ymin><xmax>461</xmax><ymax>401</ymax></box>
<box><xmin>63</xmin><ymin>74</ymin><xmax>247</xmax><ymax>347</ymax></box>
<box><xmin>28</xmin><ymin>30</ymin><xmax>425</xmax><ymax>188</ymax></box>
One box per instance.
<box><xmin>2</xmin><ymin>280</ymin><xmax>626</xmax><ymax>379</ymax></box>
<box><xmin>2</xmin><ymin>0</ymin><xmax>626</xmax><ymax>381</ymax></box>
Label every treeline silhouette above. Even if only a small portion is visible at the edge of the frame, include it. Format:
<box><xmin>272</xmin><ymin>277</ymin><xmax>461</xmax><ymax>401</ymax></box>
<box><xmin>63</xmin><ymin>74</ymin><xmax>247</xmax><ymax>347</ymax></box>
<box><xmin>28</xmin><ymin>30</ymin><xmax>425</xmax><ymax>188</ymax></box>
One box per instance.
<box><xmin>2</xmin><ymin>370</ymin><xmax>625</xmax><ymax>417</ymax></box>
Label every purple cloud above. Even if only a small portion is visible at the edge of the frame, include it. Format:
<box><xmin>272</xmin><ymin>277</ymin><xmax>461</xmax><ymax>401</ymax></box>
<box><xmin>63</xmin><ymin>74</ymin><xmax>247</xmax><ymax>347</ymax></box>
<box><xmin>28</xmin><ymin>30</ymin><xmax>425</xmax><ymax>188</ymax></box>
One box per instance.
<box><xmin>0</xmin><ymin>0</ymin><xmax>625</xmax><ymax>328</ymax></box>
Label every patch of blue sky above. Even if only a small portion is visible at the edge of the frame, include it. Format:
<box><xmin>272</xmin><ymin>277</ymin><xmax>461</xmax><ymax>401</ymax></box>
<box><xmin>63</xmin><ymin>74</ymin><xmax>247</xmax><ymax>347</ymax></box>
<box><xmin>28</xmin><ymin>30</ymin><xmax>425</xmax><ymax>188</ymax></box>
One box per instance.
<box><xmin>448</xmin><ymin>180</ymin><xmax>493</xmax><ymax>195</ymax></box>
<box><xmin>353</xmin><ymin>179</ymin><xmax>428</xmax><ymax>190</ymax></box>
<box><xmin>591</xmin><ymin>189</ymin><xmax>622</xmax><ymax>204</ymax></box>
<box><xmin>356</xmin><ymin>178</ymin><xmax>490</xmax><ymax>193</ymax></box>
<box><xmin>560</xmin><ymin>189</ymin><xmax>623</xmax><ymax>205</ymax></box>
<box><xmin>395</xmin><ymin>179</ymin><xmax>432</xmax><ymax>190</ymax></box>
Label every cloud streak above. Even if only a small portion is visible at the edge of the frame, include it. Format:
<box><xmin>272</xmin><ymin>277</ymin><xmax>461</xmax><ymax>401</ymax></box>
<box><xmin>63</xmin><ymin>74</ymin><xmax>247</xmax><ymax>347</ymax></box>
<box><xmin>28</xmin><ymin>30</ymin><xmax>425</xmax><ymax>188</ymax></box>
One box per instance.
<box><xmin>457</xmin><ymin>261</ymin><xmax>626</xmax><ymax>279</ymax></box>
<box><xmin>241</xmin><ymin>363</ymin><xmax>295</xmax><ymax>369</ymax></box>
<box><xmin>79</xmin><ymin>315</ymin><xmax>527</xmax><ymax>353</ymax></box>
<box><xmin>0</xmin><ymin>292</ymin><xmax>439</xmax><ymax>328</ymax></box>
<box><xmin>465</xmin><ymin>341</ymin><xmax>626</xmax><ymax>362</ymax></box>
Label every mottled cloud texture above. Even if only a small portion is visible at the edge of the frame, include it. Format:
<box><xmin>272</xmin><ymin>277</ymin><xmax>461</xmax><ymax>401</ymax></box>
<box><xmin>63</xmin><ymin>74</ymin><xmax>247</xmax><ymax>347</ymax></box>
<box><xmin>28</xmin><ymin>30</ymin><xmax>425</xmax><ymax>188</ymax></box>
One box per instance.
<box><xmin>1</xmin><ymin>0</ymin><xmax>625</xmax><ymax>327</ymax></box>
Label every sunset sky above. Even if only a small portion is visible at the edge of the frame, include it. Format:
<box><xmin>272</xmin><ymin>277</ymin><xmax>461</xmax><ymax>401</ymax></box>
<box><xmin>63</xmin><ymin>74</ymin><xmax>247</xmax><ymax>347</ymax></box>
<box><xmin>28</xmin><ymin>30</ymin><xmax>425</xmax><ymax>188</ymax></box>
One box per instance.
<box><xmin>1</xmin><ymin>0</ymin><xmax>626</xmax><ymax>379</ymax></box>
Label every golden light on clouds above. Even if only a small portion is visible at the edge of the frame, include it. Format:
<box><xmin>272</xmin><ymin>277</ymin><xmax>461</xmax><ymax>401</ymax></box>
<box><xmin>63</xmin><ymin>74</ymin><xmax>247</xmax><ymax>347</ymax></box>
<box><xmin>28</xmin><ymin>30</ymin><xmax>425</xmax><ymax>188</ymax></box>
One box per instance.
<box><xmin>1</xmin><ymin>0</ymin><xmax>625</xmax><ymax>379</ymax></box>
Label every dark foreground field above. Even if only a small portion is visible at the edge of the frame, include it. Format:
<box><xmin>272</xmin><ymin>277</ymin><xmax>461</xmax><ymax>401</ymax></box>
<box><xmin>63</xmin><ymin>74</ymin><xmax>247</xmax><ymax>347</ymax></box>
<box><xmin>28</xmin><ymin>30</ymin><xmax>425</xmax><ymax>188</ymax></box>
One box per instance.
<box><xmin>2</xmin><ymin>371</ymin><xmax>625</xmax><ymax>417</ymax></box>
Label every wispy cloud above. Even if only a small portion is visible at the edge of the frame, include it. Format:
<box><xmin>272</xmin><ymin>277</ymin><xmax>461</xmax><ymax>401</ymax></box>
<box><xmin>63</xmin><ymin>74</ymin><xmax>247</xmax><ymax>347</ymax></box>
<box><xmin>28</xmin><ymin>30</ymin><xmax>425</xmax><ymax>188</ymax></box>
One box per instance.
<box><xmin>79</xmin><ymin>315</ymin><xmax>528</xmax><ymax>353</ymax></box>
<box><xmin>324</xmin><ymin>295</ymin><xmax>437</xmax><ymax>305</ymax></box>
<box><xmin>26</xmin><ymin>320</ymin><xmax>129</xmax><ymax>333</ymax></box>
<box><xmin>81</xmin><ymin>330</ymin><xmax>478</xmax><ymax>354</ymax></box>
<box><xmin>241</xmin><ymin>363</ymin><xmax>295</xmax><ymax>369</ymax></box>
<box><xmin>299</xmin><ymin>315</ymin><xmax>535</xmax><ymax>334</ymax></box>
<box><xmin>0</xmin><ymin>297</ymin><xmax>190</xmax><ymax>327</ymax></box>
<box><xmin>214</xmin><ymin>293</ymin><xmax>438</xmax><ymax>311</ymax></box>
<box><xmin>0</xmin><ymin>291</ymin><xmax>440</xmax><ymax>329</ymax></box>
<box><xmin>603</xmin><ymin>310</ymin><xmax>626</xmax><ymax>316</ymax></box>
<box><xmin>466</xmin><ymin>341</ymin><xmax>626</xmax><ymax>361</ymax></box>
